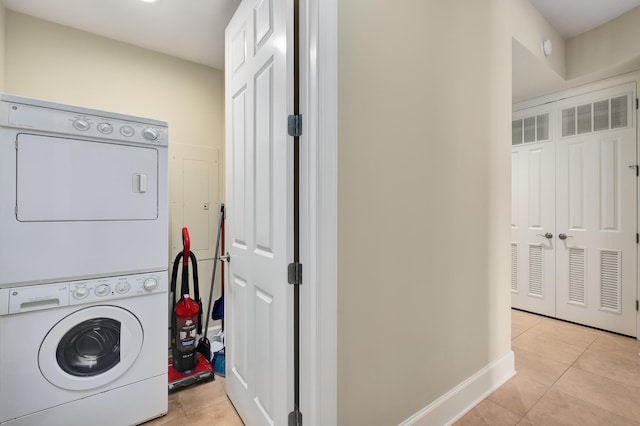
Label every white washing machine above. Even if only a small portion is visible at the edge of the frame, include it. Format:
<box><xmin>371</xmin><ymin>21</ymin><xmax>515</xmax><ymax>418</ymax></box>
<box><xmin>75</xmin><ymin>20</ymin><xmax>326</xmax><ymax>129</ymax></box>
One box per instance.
<box><xmin>0</xmin><ymin>272</ymin><xmax>168</xmax><ymax>425</ymax></box>
<box><xmin>0</xmin><ymin>95</ymin><xmax>169</xmax><ymax>425</ymax></box>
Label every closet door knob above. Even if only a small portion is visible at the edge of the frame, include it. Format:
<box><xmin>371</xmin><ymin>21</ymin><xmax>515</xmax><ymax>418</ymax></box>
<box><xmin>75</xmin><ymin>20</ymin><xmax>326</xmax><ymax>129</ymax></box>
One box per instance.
<box><xmin>558</xmin><ymin>233</ymin><xmax>573</xmax><ymax>240</ymax></box>
<box><xmin>536</xmin><ymin>232</ymin><xmax>553</xmax><ymax>239</ymax></box>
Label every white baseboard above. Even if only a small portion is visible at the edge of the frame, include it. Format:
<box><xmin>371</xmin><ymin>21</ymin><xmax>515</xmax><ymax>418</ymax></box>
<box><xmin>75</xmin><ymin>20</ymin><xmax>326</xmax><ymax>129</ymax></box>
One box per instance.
<box><xmin>399</xmin><ymin>351</ymin><xmax>515</xmax><ymax>426</ymax></box>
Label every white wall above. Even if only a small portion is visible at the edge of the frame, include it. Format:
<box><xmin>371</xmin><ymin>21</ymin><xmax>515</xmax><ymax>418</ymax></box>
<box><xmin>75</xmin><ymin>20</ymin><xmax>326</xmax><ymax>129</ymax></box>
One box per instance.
<box><xmin>4</xmin><ymin>11</ymin><xmax>225</xmax><ymax>312</ymax></box>
<box><xmin>336</xmin><ymin>1</ymin><xmax>512</xmax><ymax>424</ymax></box>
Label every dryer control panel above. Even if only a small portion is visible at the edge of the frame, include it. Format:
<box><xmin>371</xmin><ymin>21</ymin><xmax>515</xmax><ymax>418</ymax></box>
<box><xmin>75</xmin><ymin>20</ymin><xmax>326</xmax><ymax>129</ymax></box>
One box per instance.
<box><xmin>0</xmin><ymin>272</ymin><xmax>168</xmax><ymax>315</ymax></box>
<box><xmin>0</xmin><ymin>94</ymin><xmax>168</xmax><ymax>147</ymax></box>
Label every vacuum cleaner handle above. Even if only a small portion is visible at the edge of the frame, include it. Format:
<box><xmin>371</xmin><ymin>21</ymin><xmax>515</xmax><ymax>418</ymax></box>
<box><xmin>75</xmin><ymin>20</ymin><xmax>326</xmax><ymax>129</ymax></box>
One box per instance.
<box><xmin>182</xmin><ymin>228</ymin><xmax>190</xmax><ymax>268</ymax></box>
<box><xmin>181</xmin><ymin>228</ymin><xmax>191</xmax><ymax>296</ymax></box>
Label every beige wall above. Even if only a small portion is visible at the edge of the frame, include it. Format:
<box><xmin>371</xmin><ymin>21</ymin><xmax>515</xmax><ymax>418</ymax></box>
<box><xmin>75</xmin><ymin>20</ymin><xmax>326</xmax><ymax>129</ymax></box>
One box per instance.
<box><xmin>567</xmin><ymin>6</ymin><xmax>640</xmax><ymax>80</ymax></box>
<box><xmin>337</xmin><ymin>1</ymin><xmax>512</xmax><ymax>424</ymax></box>
<box><xmin>0</xmin><ymin>5</ymin><xmax>5</xmax><ymax>91</ymax></box>
<box><xmin>5</xmin><ymin>11</ymin><xmax>223</xmax><ymax>149</ymax></box>
<box><xmin>508</xmin><ymin>0</ymin><xmax>566</xmax><ymax>79</ymax></box>
<box><xmin>4</xmin><ymin>11</ymin><xmax>225</xmax><ymax>305</ymax></box>
<box><xmin>512</xmin><ymin>3</ymin><xmax>640</xmax><ymax>104</ymax></box>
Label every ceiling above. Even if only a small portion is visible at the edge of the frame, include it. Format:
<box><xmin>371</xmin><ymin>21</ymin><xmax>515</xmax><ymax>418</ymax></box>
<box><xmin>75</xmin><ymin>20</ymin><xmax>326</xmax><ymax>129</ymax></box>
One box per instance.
<box><xmin>1</xmin><ymin>0</ymin><xmax>639</xmax><ymax>99</ymax></box>
<box><xmin>0</xmin><ymin>0</ymin><xmax>241</xmax><ymax>70</ymax></box>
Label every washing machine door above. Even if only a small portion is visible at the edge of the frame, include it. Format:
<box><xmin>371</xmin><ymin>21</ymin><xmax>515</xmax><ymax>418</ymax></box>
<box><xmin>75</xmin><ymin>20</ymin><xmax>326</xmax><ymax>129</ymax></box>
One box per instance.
<box><xmin>39</xmin><ymin>305</ymin><xmax>144</xmax><ymax>391</ymax></box>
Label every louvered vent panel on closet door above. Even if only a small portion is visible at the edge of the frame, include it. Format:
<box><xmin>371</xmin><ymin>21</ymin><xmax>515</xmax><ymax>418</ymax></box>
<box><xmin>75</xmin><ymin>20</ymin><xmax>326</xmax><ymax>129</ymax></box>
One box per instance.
<box><xmin>610</xmin><ymin>96</ymin><xmax>628</xmax><ymax>129</ymax></box>
<box><xmin>577</xmin><ymin>104</ymin><xmax>592</xmax><ymax>134</ymax></box>
<box><xmin>528</xmin><ymin>245</ymin><xmax>543</xmax><ymax>297</ymax></box>
<box><xmin>523</xmin><ymin>117</ymin><xmax>536</xmax><ymax>143</ymax></box>
<box><xmin>536</xmin><ymin>114</ymin><xmax>549</xmax><ymax>140</ymax></box>
<box><xmin>562</xmin><ymin>94</ymin><xmax>629</xmax><ymax>138</ymax></box>
<box><xmin>568</xmin><ymin>247</ymin><xmax>586</xmax><ymax>305</ymax></box>
<box><xmin>511</xmin><ymin>243</ymin><xmax>518</xmax><ymax>292</ymax></box>
<box><xmin>562</xmin><ymin>108</ymin><xmax>576</xmax><ymax>137</ymax></box>
<box><xmin>593</xmin><ymin>100</ymin><xmax>609</xmax><ymax>131</ymax></box>
<box><xmin>512</xmin><ymin>120</ymin><xmax>523</xmax><ymax>145</ymax></box>
<box><xmin>600</xmin><ymin>250</ymin><xmax>621</xmax><ymax>312</ymax></box>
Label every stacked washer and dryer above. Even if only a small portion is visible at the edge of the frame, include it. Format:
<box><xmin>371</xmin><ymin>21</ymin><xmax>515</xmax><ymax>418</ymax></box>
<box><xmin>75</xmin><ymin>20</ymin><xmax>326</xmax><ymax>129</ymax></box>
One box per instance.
<box><xmin>0</xmin><ymin>95</ymin><xmax>169</xmax><ymax>425</ymax></box>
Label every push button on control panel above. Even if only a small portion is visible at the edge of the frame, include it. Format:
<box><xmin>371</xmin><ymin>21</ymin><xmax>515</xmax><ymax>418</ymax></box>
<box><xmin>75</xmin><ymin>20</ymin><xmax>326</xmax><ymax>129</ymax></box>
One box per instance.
<box><xmin>120</xmin><ymin>125</ymin><xmax>135</xmax><ymax>137</ymax></box>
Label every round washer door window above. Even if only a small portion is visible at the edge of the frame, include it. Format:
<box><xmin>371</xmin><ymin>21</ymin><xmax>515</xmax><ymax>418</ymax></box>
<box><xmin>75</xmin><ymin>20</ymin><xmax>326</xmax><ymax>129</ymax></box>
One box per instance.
<box><xmin>39</xmin><ymin>306</ymin><xmax>143</xmax><ymax>391</ymax></box>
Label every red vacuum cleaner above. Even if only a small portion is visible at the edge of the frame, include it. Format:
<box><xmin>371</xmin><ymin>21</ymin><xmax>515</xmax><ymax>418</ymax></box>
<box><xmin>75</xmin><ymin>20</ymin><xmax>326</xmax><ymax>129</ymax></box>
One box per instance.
<box><xmin>168</xmin><ymin>227</ymin><xmax>214</xmax><ymax>392</ymax></box>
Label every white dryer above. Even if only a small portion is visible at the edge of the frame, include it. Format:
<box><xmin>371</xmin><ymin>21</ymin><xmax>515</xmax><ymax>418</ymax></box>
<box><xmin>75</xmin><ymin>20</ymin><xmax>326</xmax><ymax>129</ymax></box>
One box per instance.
<box><xmin>0</xmin><ymin>94</ymin><xmax>168</xmax><ymax>287</ymax></box>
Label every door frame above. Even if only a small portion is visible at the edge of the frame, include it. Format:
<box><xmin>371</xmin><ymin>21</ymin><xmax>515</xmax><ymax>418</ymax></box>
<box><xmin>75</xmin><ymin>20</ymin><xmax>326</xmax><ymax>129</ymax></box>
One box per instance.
<box><xmin>299</xmin><ymin>0</ymin><xmax>338</xmax><ymax>424</ymax></box>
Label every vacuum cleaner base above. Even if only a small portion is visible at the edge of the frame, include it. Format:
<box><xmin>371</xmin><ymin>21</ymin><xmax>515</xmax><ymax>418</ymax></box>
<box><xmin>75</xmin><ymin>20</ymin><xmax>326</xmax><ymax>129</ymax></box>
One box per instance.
<box><xmin>168</xmin><ymin>352</ymin><xmax>214</xmax><ymax>392</ymax></box>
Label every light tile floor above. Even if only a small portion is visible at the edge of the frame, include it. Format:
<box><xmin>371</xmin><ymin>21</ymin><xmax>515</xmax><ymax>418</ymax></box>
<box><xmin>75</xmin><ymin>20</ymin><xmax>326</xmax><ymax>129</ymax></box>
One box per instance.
<box><xmin>146</xmin><ymin>310</ymin><xmax>640</xmax><ymax>425</ymax></box>
<box><xmin>456</xmin><ymin>309</ymin><xmax>640</xmax><ymax>426</ymax></box>
<box><xmin>143</xmin><ymin>376</ymin><xmax>243</xmax><ymax>425</ymax></box>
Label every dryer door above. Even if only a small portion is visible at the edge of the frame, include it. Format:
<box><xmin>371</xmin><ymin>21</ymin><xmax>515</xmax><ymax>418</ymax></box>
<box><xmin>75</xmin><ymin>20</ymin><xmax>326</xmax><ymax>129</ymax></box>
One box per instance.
<box><xmin>16</xmin><ymin>133</ymin><xmax>159</xmax><ymax>222</ymax></box>
<box><xmin>39</xmin><ymin>306</ymin><xmax>143</xmax><ymax>391</ymax></box>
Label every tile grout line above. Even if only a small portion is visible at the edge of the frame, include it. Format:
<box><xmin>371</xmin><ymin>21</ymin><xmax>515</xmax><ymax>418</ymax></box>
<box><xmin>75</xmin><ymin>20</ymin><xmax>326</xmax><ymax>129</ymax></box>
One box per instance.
<box><xmin>567</xmin><ymin>334</ymin><xmax>640</xmax><ymax>393</ymax></box>
<box><xmin>506</xmin><ymin>316</ymin><xmax>600</xmax><ymax>423</ymax></box>
<box><xmin>516</xmin><ymin>330</ymin><xmax>604</xmax><ymax>423</ymax></box>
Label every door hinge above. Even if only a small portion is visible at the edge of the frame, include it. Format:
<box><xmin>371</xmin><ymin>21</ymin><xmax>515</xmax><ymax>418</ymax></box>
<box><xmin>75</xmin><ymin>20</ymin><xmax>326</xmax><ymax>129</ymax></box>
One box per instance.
<box><xmin>636</xmin><ymin>98</ymin><xmax>638</xmax><ymax>110</ymax></box>
<box><xmin>637</xmin><ymin>233</ymin><xmax>639</xmax><ymax>244</ymax></box>
<box><xmin>288</xmin><ymin>262</ymin><xmax>303</xmax><ymax>285</ymax></box>
<box><xmin>636</xmin><ymin>300</ymin><xmax>639</xmax><ymax>311</ymax></box>
<box><xmin>288</xmin><ymin>410</ymin><xmax>303</xmax><ymax>426</ymax></box>
<box><xmin>630</xmin><ymin>165</ymin><xmax>639</xmax><ymax>176</ymax></box>
<box><xmin>288</xmin><ymin>114</ymin><xmax>303</xmax><ymax>137</ymax></box>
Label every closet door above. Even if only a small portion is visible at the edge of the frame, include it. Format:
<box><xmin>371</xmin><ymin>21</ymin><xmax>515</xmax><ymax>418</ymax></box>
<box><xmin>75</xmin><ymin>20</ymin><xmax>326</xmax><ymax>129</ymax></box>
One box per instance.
<box><xmin>555</xmin><ymin>84</ymin><xmax>638</xmax><ymax>336</ymax></box>
<box><xmin>511</xmin><ymin>110</ymin><xmax>556</xmax><ymax>317</ymax></box>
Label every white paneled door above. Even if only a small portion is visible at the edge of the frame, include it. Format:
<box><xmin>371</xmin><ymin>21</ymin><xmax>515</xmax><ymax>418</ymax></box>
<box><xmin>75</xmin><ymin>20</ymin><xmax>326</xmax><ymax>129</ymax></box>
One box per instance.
<box><xmin>225</xmin><ymin>0</ymin><xmax>294</xmax><ymax>424</ymax></box>
<box><xmin>555</xmin><ymin>85</ymin><xmax>637</xmax><ymax>336</ymax></box>
<box><xmin>512</xmin><ymin>82</ymin><xmax>638</xmax><ymax>337</ymax></box>
<box><xmin>511</xmin><ymin>133</ymin><xmax>556</xmax><ymax>317</ymax></box>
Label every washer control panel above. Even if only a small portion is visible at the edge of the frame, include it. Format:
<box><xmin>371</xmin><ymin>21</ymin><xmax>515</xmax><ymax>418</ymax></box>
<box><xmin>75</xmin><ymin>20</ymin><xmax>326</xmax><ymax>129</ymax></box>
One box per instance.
<box><xmin>2</xmin><ymin>272</ymin><xmax>168</xmax><ymax>315</ymax></box>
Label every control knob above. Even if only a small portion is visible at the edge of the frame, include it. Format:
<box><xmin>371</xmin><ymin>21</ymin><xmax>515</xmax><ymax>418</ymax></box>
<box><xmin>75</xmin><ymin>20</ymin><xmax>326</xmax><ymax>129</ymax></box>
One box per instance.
<box><xmin>95</xmin><ymin>284</ymin><xmax>111</xmax><ymax>297</ymax></box>
<box><xmin>73</xmin><ymin>119</ymin><xmax>90</xmax><ymax>131</ymax></box>
<box><xmin>97</xmin><ymin>122</ymin><xmax>113</xmax><ymax>134</ymax></box>
<box><xmin>143</xmin><ymin>277</ymin><xmax>159</xmax><ymax>292</ymax></box>
<box><xmin>72</xmin><ymin>287</ymin><xmax>89</xmax><ymax>300</ymax></box>
<box><xmin>142</xmin><ymin>128</ymin><xmax>159</xmax><ymax>141</ymax></box>
<box><xmin>115</xmin><ymin>281</ymin><xmax>130</xmax><ymax>294</ymax></box>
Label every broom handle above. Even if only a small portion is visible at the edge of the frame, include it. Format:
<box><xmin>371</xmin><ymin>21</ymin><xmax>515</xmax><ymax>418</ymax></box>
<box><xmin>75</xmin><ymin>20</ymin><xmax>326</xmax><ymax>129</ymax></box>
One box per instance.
<box><xmin>221</xmin><ymin>206</ymin><xmax>225</xmax><ymax>331</ymax></box>
<box><xmin>203</xmin><ymin>204</ymin><xmax>225</xmax><ymax>337</ymax></box>
<box><xmin>221</xmin><ymin>206</ymin><xmax>225</xmax><ymax>294</ymax></box>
